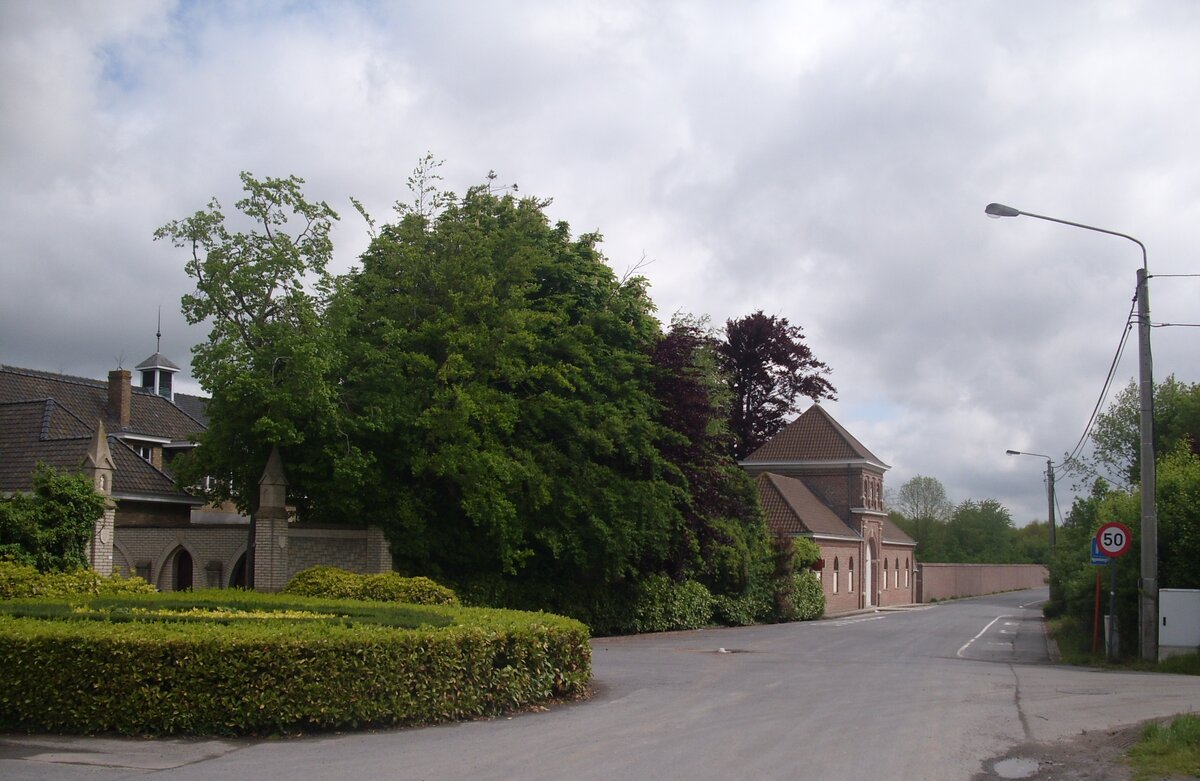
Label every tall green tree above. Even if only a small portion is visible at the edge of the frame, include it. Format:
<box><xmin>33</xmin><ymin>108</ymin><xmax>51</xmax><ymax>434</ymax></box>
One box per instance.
<box><xmin>329</xmin><ymin>178</ymin><xmax>681</xmax><ymax>608</ymax></box>
<box><xmin>154</xmin><ymin>173</ymin><xmax>343</xmax><ymax>514</ymax></box>
<box><xmin>718</xmin><ymin>311</ymin><xmax>836</xmax><ymax>458</ymax></box>
<box><xmin>651</xmin><ymin>315</ymin><xmax>770</xmax><ymax>596</ymax></box>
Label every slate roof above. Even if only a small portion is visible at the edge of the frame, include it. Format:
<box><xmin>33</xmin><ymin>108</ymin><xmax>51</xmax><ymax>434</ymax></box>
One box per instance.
<box><xmin>0</xmin><ymin>365</ymin><xmax>205</xmax><ymax>503</ymax></box>
<box><xmin>135</xmin><ymin>352</ymin><xmax>182</xmax><ymax>371</ymax></box>
<box><xmin>0</xmin><ymin>365</ymin><xmax>205</xmax><ymax>440</ymax></box>
<box><xmin>756</xmin><ymin>472</ymin><xmax>861</xmax><ymax>540</ymax></box>
<box><xmin>742</xmin><ymin>404</ymin><xmax>889</xmax><ymax>469</ymax></box>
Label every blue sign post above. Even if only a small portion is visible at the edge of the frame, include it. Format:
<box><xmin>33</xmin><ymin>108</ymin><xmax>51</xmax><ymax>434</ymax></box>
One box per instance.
<box><xmin>1090</xmin><ymin>539</ymin><xmax>1110</xmax><ymax>566</ymax></box>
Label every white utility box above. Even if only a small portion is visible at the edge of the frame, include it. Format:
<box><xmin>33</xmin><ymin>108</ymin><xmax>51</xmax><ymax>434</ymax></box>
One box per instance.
<box><xmin>1159</xmin><ymin>589</ymin><xmax>1200</xmax><ymax>661</ymax></box>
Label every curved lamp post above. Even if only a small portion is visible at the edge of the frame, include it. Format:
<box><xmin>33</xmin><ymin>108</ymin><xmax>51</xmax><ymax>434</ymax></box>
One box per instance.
<box><xmin>987</xmin><ymin>202</ymin><xmax>1157</xmax><ymax>661</ymax></box>
<box><xmin>1005</xmin><ymin>449</ymin><xmax>1056</xmax><ymax>549</ymax></box>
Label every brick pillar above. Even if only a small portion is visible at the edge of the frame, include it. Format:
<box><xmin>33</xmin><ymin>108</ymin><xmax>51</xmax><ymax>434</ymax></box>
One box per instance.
<box><xmin>81</xmin><ymin>421</ymin><xmax>116</xmax><ymax>575</ymax></box>
<box><xmin>365</xmin><ymin>525</ymin><xmax>394</xmax><ymax>573</ymax></box>
<box><xmin>253</xmin><ymin>447</ymin><xmax>290</xmax><ymax>592</ymax></box>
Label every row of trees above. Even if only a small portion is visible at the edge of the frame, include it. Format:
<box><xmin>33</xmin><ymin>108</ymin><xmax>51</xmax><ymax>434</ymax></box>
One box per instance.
<box><xmin>888</xmin><ymin>476</ymin><xmax>1048</xmax><ymax>565</ymax></box>
<box><xmin>155</xmin><ymin>162</ymin><xmax>835</xmax><ymax>628</ymax></box>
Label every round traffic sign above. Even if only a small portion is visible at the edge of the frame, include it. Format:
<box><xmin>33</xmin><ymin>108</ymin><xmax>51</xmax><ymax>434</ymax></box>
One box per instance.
<box><xmin>1096</xmin><ymin>521</ymin><xmax>1133</xmax><ymax>557</ymax></box>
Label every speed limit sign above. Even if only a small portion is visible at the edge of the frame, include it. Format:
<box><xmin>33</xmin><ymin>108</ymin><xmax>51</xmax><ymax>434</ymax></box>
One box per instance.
<box><xmin>1096</xmin><ymin>521</ymin><xmax>1133</xmax><ymax>557</ymax></box>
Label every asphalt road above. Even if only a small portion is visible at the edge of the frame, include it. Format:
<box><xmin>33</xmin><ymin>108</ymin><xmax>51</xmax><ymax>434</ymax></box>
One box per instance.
<box><xmin>5</xmin><ymin>588</ymin><xmax>1200</xmax><ymax>780</ymax></box>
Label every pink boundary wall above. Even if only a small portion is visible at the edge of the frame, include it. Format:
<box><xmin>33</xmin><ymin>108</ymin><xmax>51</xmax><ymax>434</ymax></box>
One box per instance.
<box><xmin>917</xmin><ymin>563</ymin><xmax>1049</xmax><ymax>602</ymax></box>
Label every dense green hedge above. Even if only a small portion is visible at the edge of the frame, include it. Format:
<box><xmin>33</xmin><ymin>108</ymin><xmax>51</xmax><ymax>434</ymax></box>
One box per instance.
<box><xmin>0</xmin><ymin>591</ymin><xmax>589</xmax><ymax>736</ymax></box>
<box><xmin>283</xmin><ymin>565</ymin><xmax>459</xmax><ymax>606</ymax></box>
<box><xmin>0</xmin><ymin>559</ymin><xmax>155</xmax><ymax>599</ymax></box>
<box><xmin>781</xmin><ymin>571</ymin><xmax>825</xmax><ymax>621</ymax></box>
<box><xmin>631</xmin><ymin>575</ymin><xmax>714</xmax><ymax>633</ymax></box>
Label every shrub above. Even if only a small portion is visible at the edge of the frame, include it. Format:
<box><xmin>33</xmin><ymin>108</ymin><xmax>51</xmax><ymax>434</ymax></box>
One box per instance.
<box><xmin>790</xmin><ymin>571</ymin><xmax>825</xmax><ymax>620</ymax></box>
<box><xmin>711</xmin><ymin>580</ymin><xmax>774</xmax><ymax>626</ymax></box>
<box><xmin>0</xmin><ymin>465</ymin><xmax>107</xmax><ymax>572</ymax></box>
<box><xmin>283</xmin><ymin>566</ymin><xmax>459</xmax><ymax>606</ymax></box>
<box><xmin>0</xmin><ymin>591</ymin><xmax>589</xmax><ymax>735</ymax></box>
<box><xmin>631</xmin><ymin>575</ymin><xmax>714</xmax><ymax>633</ymax></box>
<box><xmin>0</xmin><ymin>559</ymin><xmax>154</xmax><ymax>599</ymax></box>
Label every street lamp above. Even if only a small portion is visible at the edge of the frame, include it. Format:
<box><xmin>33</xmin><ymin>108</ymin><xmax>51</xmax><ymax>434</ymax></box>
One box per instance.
<box><xmin>1005</xmin><ymin>450</ymin><xmax>1056</xmax><ymax>549</ymax></box>
<box><xmin>987</xmin><ymin>202</ymin><xmax>1157</xmax><ymax>662</ymax></box>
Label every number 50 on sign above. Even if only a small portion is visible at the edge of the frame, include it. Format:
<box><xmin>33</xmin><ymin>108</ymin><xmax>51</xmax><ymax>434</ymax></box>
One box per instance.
<box><xmin>1096</xmin><ymin>521</ymin><xmax>1133</xmax><ymax>558</ymax></box>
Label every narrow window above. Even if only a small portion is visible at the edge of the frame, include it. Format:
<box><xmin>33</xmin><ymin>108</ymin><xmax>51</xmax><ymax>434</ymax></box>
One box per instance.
<box><xmin>848</xmin><ymin>557</ymin><xmax>854</xmax><ymax>592</ymax></box>
<box><xmin>832</xmin><ymin>557</ymin><xmax>839</xmax><ymax>595</ymax></box>
<box><xmin>905</xmin><ymin>558</ymin><xmax>911</xmax><ymax>588</ymax></box>
<box><xmin>883</xmin><ymin>559</ymin><xmax>888</xmax><ymax>590</ymax></box>
<box><xmin>895</xmin><ymin>558</ymin><xmax>900</xmax><ymax>588</ymax></box>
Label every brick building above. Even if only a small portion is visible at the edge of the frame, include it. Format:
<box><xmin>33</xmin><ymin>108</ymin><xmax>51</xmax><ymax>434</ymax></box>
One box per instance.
<box><xmin>741</xmin><ymin>405</ymin><xmax>917</xmax><ymax>611</ymax></box>
<box><xmin>0</xmin><ymin>358</ymin><xmax>392</xmax><ymax>590</ymax></box>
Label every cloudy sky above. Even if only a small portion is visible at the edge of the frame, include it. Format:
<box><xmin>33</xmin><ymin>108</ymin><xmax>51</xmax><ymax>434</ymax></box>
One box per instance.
<box><xmin>3</xmin><ymin>0</ymin><xmax>1197</xmax><ymax>526</ymax></box>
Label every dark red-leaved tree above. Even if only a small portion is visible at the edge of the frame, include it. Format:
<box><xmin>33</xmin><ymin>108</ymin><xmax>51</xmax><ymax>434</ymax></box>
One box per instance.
<box><xmin>719</xmin><ymin>311</ymin><xmax>836</xmax><ymax>459</ymax></box>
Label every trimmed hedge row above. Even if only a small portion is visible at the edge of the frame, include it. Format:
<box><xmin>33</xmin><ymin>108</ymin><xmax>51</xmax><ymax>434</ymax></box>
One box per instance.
<box><xmin>0</xmin><ymin>559</ymin><xmax>155</xmax><ymax>599</ymax></box>
<box><xmin>0</xmin><ymin>592</ymin><xmax>589</xmax><ymax>736</ymax></box>
<box><xmin>283</xmin><ymin>566</ymin><xmax>459</xmax><ymax>606</ymax></box>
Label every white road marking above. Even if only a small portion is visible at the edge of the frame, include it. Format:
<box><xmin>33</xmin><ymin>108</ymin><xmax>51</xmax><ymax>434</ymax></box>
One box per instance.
<box><xmin>818</xmin><ymin>615</ymin><xmax>891</xmax><ymax>627</ymax></box>
<box><xmin>957</xmin><ymin>615</ymin><xmax>1015</xmax><ymax>658</ymax></box>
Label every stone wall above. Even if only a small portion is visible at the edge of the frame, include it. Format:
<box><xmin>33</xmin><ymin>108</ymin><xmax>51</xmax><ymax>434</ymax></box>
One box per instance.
<box><xmin>917</xmin><ymin>563</ymin><xmax>1049</xmax><ymax>603</ymax></box>
<box><xmin>283</xmin><ymin>525</ymin><xmax>393</xmax><ymax>583</ymax></box>
<box><xmin>113</xmin><ymin>523</ymin><xmax>249</xmax><ymax>590</ymax></box>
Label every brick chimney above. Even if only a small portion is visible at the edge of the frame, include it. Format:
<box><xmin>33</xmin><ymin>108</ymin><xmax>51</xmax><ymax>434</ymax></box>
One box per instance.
<box><xmin>107</xmin><ymin>369</ymin><xmax>131</xmax><ymax>428</ymax></box>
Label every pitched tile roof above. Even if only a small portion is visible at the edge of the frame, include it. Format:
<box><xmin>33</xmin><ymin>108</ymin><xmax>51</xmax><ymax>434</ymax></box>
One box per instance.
<box><xmin>742</xmin><ymin>404</ymin><xmax>889</xmax><ymax>469</ymax></box>
<box><xmin>0</xmin><ymin>365</ymin><xmax>205</xmax><ymax>440</ymax></box>
<box><xmin>756</xmin><ymin>472</ymin><xmax>861</xmax><ymax>540</ymax></box>
<box><xmin>0</xmin><ymin>366</ymin><xmax>204</xmax><ymax>503</ymax></box>
<box><xmin>880</xmin><ymin>515</ymin><xmax>917</xmax><ymax>546</ymax></box>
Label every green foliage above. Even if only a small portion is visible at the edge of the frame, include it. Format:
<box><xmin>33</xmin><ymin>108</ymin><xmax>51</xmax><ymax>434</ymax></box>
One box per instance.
<box><xmin>1048</xmin><ymin>444</ymin><xmax>1200</xmax><ymax>658</ymax></box>
<box><xmin>327</xmin><ymin>171</ymin><xmax>680</xmax><ymax>603</ymax></box>
<box><xmin>650</xmin><ymin>315</ymin><xmax>776</xmax><ymax>602</ymax></box>
<box><xmin>630</xmin><ymin>574</ymin><xmax>714</xmax><ymax>633</ymax></box>
<box><xmin>892</xmin><ymin>491</ymin><xmax>1041</xmax><ymax>565</ymax></box>
<box><xmin>1085</xmin><ymin>375</ymin><xmax>1200</xmax><ymax>487</ymax></box>
<box><xmin>155</xmin><ymin>172</ymin><xmax>344</xmax><ymax>517</ymax></box>
<box><xmin>159</xmin><ymin>164</ymin><xmax>835</xmax><ymax>628</ymax></box>
<box><xmin>0</xmin><ymin>591</ymin><xmax>589</xmax><ymax>735</ymax></box>
<box><xmin>0</xmin><ymin>559</ymin><xmax>155</xmax><ymax>599</ymax></box>
<box><xmin>718</xmin><ymin>311</ymin><xmax>836</xmax><ymax>459</ymax></box>
<box><xmin>765</xmin><ymin>534</ymin><xmax>824</xmax><ymax>621</ymax></box>
<box><xmin>0</xmin><ymin>465</ymin><xmax>107</xmax><ymax>572</ymax></box>
<box><xmin>790</xmin><ymin>571</ymin><xmax>826</xmax><ymax>620</ymax></box>
<box><xmin>1128</xmin><ymin>715</ymin><xmax>1200</xmax><ymax>781</ymax></box>
<box><xmin>283</xmin><ymin>566</ymin><xmax>459</xmax><ymax>606</ymax></box>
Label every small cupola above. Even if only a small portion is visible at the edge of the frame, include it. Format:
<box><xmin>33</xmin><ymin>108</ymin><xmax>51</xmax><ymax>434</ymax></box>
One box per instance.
<box><xmin>135</xmin><ymin>352</ymin><xmax>181</xmax><ymax>401</ymax></box>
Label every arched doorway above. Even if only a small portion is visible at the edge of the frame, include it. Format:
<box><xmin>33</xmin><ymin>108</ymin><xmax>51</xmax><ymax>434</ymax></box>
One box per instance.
<box><xmin>230</xmin><ymin>553</ymin><xmax>247</xmax><ymax>589</ymax></box>
<box><xmin>173</xmin><ymin>548</ymin><xmax>194</xmax><ymax>591</ymax></box>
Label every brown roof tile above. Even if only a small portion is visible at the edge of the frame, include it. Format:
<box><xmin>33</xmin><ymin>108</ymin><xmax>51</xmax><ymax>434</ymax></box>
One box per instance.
<box><xmin>0</xmin><ymin>366</ymin><xmax>202</xmax><ymax>504</ymax></box>
<box><xmin>756</xmin><ymin>472</ymin><xmax>860</xmax><ymax>540</ymax></box>
<box><xmin>743</xmin><ymin>404</ymin><xmax>888</xmax><ymax>468</ymax></box>
<box><xmin>0</xmin><ymin>366</ymin><xmax>205</xmax><ymax>440</ymax></box>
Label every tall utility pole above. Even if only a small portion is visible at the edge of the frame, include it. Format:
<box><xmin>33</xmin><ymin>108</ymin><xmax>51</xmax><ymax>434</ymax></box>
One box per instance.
<box><xmin>988</xmin><ymin>203</ymin><xmax>1156</xmax><ymax>661</ymax></box>
<box><xmin>1006</xmin><ymin>450</ymin><xmax>1056</xmax><ymax>549</ymax></box>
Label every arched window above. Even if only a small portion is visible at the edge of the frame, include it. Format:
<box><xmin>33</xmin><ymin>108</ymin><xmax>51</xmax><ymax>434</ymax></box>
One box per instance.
<box><xmin>895</xmin><ymin>558</ymin><xmax>900</xmax><ymax>588</ymax></box>
<box><xmin>883</xmin><ymin>558</ymin><xmax>888</xmax><ymax>589</ymax></box>
<box><xmin>848</xmin><ymin>557</ymin><xmax>854</xmax><ymax>592</ymax></box>
<box><xmin>832</xmin><ymin>557</ymin><xmax>839</xmax><ymax>595</ymax></box>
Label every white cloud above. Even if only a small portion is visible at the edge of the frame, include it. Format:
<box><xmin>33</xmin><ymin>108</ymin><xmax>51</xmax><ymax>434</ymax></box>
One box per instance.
<box><xmin>2</xmin><ymin>0</ymin><xmax>1197</xmax><ymax>525</ymax></box>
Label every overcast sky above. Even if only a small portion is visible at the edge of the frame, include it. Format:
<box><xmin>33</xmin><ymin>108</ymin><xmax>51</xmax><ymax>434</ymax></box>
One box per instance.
<box><xmin>3</xmin><ymin>0</ymin><xmax>1197</xmax><ymax>526</ymax></box>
